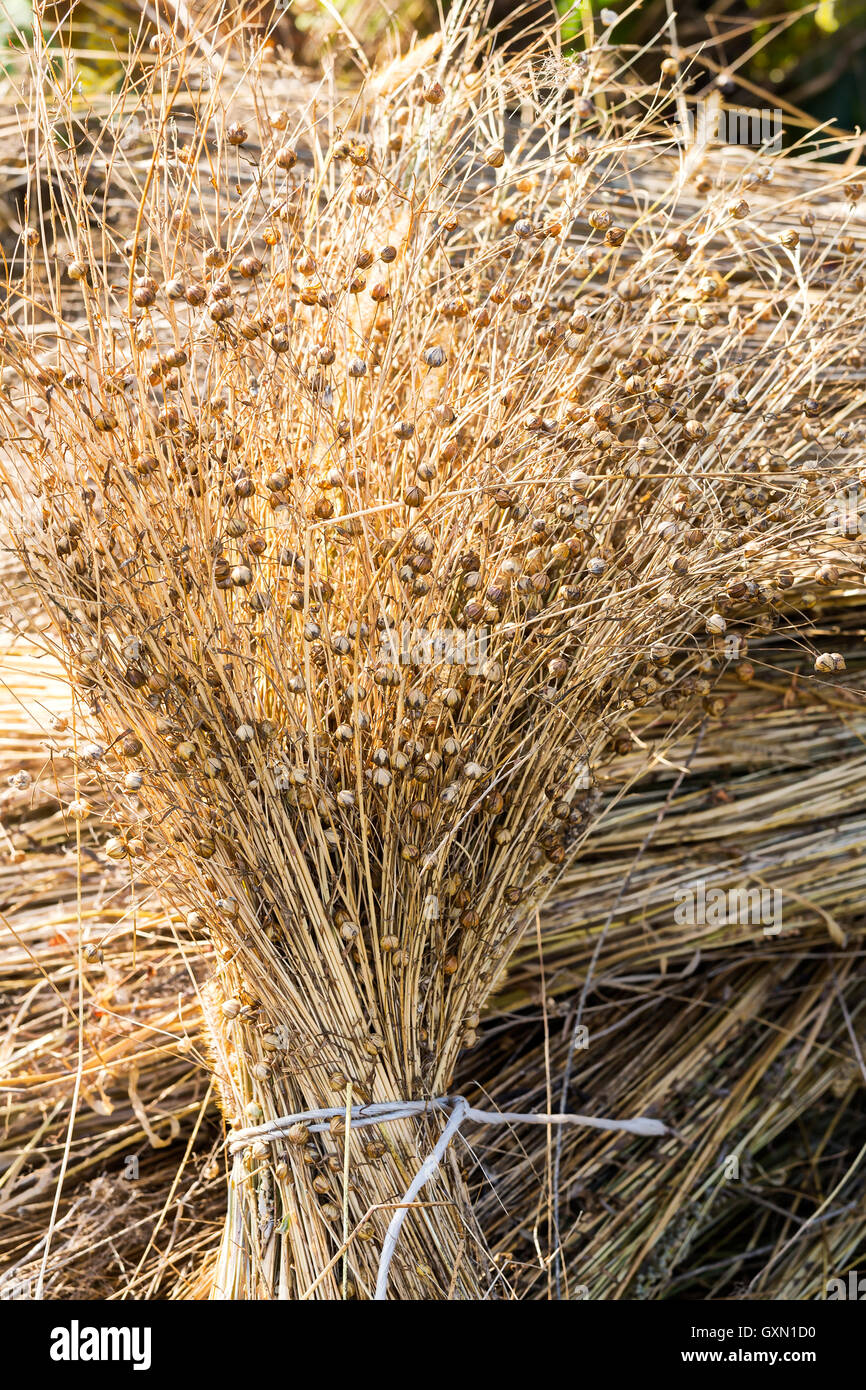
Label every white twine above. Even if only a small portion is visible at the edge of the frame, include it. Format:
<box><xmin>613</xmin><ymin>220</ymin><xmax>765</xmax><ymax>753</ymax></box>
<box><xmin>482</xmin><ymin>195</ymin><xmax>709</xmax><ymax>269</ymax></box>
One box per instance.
<box><xmin>228</xmin><ymin>1095</ymin><xmax>667</xmax><ymax>1300</ymax></box>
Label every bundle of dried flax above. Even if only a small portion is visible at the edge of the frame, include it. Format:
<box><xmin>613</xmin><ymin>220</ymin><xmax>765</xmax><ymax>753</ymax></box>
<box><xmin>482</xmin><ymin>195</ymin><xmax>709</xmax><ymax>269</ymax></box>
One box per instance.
<box><xmin>1</xmin><ymin>3</ymin><xmax>864</xmax><ymax>1297</ymax></box>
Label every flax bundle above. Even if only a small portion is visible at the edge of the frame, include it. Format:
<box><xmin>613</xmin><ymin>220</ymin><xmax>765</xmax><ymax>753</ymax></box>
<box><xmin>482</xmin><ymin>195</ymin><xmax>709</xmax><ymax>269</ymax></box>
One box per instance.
<box><xmin>2</xmin><ymin>3</ymin><xmax>864</xmax><ymax>1297</ymax></box>
<box><xmin>467</xmin><ymin>948</ymin><xmax>866</xmax><ymax>1299</ymax></box>
<box><xmin>1</xmin><ymin>576</ymin><xmax>863</xmax><ymax>1297</ymax></box>
<box><xmin>506</xmin><ymin>608</ymin><xmax>866</xmax><ymax>1005</ymax></box>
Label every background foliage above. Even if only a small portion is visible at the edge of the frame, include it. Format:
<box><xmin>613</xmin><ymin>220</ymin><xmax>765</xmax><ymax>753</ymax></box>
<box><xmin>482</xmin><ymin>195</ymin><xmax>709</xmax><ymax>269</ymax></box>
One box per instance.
<box><xmin>2</xmin><ymin>0</ymin><xmax>866</xmax><ymax>138</ymax></box>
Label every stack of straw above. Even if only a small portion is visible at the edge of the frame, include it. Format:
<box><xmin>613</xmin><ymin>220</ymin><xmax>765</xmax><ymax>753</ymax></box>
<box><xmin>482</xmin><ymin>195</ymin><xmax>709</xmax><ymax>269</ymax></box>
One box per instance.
<box><xmin>1</xmin><ymin>2</ymin><xmax>864</xmax><ymax>1298</ymax></box>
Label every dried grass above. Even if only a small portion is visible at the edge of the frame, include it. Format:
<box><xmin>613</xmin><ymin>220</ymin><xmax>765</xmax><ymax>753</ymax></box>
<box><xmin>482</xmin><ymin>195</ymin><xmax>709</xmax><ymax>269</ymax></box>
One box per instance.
<box><xmin>2</xmin><ymin>574</ymin><xmax>864</xmax><ymax>1297</ymax></box>
<box><xmin>1</xmin><ymin>2</ymin><xmax>864</xmax><ymax>1298</ymax></box>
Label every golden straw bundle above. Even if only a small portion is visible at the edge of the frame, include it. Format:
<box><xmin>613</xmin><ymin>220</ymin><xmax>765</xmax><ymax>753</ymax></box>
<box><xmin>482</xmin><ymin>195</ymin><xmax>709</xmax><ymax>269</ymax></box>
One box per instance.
<box><xmin>1</xmin><ymin>3</ymin><xmax>864</xmax><ymax>1298</ymax></box>
<box><xmin>1</xmin><ymin>571</ymin><xmax>864</xmax><ymax>1297</ymax></box>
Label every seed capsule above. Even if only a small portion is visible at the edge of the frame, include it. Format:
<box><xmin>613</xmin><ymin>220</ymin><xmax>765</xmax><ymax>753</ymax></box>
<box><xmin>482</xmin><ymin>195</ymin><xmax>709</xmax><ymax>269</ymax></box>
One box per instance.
<box><xmin>133</xmin><ymin>276</ymin><xmax>158</xmax><ymax>307</ymax></box>
<box><xmin>814</xmin><ymin>652</ymin><xmax>845</xmax><ymax>673</ymax></box>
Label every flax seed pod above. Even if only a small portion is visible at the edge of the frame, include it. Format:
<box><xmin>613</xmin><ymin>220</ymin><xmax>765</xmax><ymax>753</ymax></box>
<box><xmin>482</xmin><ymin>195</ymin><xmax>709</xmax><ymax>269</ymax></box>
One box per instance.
<box><xmin>814</xmin><ymin>652</ymin><xmax>845</xmax><ymax>673</ymax></box>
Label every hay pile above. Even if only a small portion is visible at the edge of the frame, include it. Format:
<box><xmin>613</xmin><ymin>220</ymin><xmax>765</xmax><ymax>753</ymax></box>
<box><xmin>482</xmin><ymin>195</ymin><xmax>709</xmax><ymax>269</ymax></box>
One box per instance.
<box><xmin>1</xmin><ymin>2</ymin><xmax>864</xmax><ymax>1299</ymax></box>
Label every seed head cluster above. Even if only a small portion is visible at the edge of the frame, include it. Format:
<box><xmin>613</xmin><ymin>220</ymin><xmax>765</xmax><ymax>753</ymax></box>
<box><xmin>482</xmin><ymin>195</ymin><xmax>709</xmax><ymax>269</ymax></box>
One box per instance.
<box><xmin>1</xmin><ymin>8</ymin><xmax>863</xmax><ymax>1297</ymax></box>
